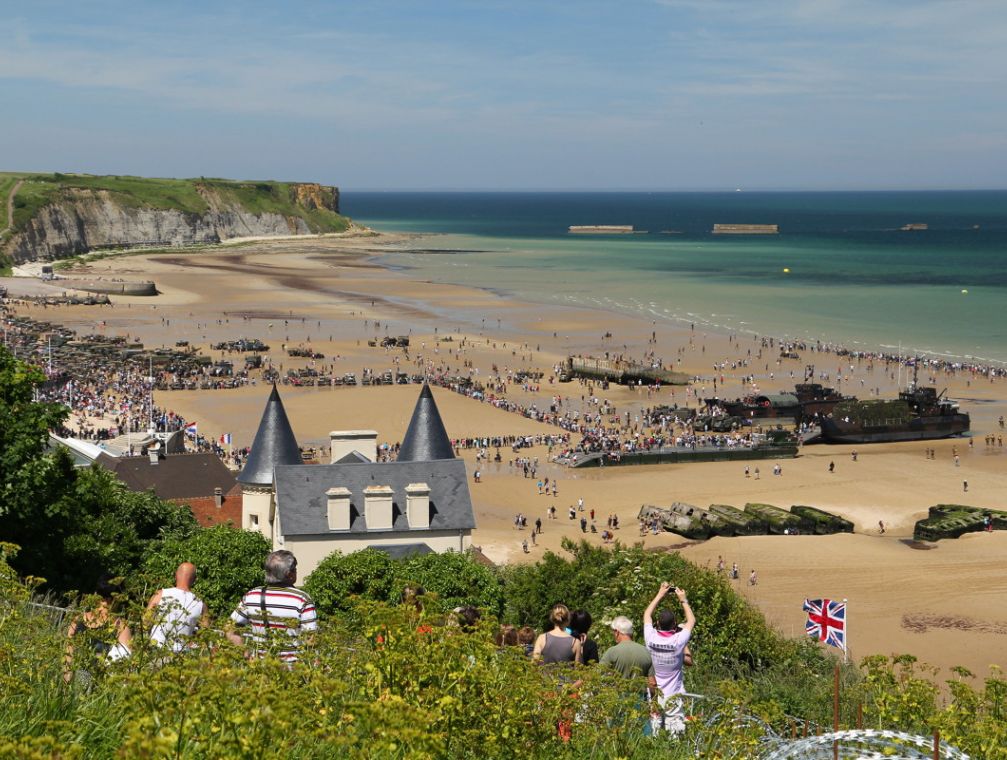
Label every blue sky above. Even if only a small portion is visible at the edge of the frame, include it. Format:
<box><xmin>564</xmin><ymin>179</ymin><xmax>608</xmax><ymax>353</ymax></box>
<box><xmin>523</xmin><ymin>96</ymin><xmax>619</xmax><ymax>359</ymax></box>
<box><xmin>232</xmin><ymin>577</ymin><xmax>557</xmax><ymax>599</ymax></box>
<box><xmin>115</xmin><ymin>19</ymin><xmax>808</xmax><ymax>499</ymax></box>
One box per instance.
<box><xmin>2</xmin><ymin>0</ymin><xmax>1005</xmax><ymax>189</ymax></box>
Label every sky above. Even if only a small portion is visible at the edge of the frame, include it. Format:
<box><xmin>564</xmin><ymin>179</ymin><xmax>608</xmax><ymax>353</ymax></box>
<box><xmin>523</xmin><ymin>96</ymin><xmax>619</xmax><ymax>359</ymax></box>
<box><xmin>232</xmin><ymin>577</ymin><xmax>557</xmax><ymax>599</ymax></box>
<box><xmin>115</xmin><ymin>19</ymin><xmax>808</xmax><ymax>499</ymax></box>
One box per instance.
<box><xmin>2</xmin><ymin>0</ymin><xmax>1006</xmax><ymax>190</ymax></box>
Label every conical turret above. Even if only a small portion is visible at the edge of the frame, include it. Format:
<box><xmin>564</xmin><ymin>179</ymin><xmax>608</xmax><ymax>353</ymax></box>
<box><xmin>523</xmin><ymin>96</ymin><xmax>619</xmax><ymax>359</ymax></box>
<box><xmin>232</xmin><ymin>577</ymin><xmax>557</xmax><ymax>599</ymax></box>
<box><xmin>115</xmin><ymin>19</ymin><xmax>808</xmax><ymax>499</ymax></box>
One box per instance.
<box><xmin>237</xmin><ymin>384</ymin><xmax>302</xmax><ymax>485</ymax></box>
<box><xmin>396</xmin><ymin>384</ymin><xmax>455</xmax><ymax>462</ymax></box>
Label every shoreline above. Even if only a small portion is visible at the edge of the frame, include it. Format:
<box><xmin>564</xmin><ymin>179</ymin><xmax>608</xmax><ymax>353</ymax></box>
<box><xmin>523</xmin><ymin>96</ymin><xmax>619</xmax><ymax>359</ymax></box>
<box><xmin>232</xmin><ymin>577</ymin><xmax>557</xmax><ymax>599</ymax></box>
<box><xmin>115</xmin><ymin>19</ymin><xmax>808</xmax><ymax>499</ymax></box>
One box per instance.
<box><xmin>361</xmin><ymin>230</ymin><xmax>1007</xmax><ymax>369</ymax></box>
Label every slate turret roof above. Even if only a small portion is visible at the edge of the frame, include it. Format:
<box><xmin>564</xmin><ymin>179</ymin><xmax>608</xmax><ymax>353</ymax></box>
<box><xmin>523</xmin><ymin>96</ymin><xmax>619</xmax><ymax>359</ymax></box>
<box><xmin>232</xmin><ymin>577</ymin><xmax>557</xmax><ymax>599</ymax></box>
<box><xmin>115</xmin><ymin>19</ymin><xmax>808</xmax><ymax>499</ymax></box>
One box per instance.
<box><xmin>237</xmin><ymin>384</ymin><xmax>302</xmax><ymax>485</ymax></box>
<box><xmin>396</xmin><ymin>384</ymin><xmax>455</xmax><ymax>462</ymax></box>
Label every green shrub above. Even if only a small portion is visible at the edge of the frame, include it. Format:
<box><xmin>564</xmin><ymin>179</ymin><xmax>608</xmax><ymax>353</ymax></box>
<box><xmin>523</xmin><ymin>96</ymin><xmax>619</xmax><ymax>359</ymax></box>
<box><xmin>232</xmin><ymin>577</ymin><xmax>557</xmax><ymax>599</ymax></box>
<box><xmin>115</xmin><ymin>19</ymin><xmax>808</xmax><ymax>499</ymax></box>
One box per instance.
<box><xmin>302</xmin><ymin>548</ymin><xmax>397</xmax><ymax>617</ymax></box>
<box><xmin>303</xmin><ymin>549</ymin><xmax>503</xmax><ymax>620</ymax></box>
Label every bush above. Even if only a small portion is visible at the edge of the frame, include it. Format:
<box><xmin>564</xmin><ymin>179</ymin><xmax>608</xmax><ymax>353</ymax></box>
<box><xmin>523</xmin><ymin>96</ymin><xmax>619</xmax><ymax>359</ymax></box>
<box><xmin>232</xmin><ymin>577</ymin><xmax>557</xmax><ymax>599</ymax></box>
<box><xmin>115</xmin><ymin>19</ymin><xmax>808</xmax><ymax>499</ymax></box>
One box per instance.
<box><xmin>302</xmin><ymin>548</ymin><xmax>397</xmax><ymax>617</ymax></box>
<box><xmin>304</xmin><ymin>549</ymin><xmax>503</xmax><ymax>620</ymax></box>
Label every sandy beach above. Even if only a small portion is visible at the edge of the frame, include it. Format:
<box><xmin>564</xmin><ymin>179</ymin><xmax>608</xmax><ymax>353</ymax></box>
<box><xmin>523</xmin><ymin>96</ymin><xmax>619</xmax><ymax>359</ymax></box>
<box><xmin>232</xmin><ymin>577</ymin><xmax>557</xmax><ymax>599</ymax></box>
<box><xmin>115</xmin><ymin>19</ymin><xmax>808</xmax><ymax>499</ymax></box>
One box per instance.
<box><xmin>8</xmin><ymin>232</ymin><xmax>1007</xmax><ymax>680</ymax></box>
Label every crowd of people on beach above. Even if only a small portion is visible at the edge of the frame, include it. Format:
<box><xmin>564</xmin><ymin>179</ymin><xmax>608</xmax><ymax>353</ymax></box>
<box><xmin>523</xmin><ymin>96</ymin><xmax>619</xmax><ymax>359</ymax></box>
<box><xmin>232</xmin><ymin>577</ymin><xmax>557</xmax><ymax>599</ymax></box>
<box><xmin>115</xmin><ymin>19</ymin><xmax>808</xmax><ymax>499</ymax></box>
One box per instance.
<box><xmin>7</xmin><ymin>294</ymin><xmax>1007</xmax><ymax>487</ymax></box>
<box><xmin>65</xmin><ymin>551</ymin><xmax>697</xmax><ymax>738</ymax></box>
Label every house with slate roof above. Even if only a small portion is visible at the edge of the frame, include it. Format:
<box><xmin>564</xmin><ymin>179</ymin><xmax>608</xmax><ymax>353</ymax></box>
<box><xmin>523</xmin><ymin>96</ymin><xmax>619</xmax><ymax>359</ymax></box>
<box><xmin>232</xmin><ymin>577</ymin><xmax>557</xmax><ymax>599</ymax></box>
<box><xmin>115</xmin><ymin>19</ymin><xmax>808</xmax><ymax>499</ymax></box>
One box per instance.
<box><xmin>97</xmin><ymin>448</ymin><xmax>242</xmax><ymax>527</ymax></box>
<box><xmin>239</xmin><ymin>384</ymin><xmax>474</xmax><ymax>577</ymax></box>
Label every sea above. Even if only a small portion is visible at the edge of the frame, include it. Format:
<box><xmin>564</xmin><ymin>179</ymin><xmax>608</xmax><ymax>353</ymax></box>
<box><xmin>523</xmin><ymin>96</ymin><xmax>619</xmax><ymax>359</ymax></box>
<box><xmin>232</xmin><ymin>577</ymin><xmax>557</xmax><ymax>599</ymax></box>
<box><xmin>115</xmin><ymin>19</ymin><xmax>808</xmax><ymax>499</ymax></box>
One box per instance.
<box><xmin>343</xmin><ymin>191</ymin><xmax>1007</xmax><ymax>365</ymax></box>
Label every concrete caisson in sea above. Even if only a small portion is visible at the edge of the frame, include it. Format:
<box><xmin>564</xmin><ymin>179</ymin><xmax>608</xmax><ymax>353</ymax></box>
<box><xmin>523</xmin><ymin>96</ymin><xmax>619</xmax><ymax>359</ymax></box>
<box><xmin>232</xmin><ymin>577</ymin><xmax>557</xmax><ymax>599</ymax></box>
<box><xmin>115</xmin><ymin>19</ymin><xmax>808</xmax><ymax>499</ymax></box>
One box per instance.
<box><xmin>568</xmin><ymin>225</ymin><xmax>635</xmax><ymax>234</ymax></box>
<box><xmin>712</xmin><ymin>223</ymin><xmax>779</xmax><ymax>235</ymax></box>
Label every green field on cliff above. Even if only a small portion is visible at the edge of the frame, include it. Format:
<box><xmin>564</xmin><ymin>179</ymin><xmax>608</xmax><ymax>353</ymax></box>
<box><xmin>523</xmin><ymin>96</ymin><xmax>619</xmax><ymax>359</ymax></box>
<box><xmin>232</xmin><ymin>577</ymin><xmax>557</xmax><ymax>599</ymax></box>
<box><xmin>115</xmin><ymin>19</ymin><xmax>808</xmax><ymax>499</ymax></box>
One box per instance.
<box><xmin>1</xmin><ymin>172</ymin><xmax>349</xmax><ymax>236</ymax></box>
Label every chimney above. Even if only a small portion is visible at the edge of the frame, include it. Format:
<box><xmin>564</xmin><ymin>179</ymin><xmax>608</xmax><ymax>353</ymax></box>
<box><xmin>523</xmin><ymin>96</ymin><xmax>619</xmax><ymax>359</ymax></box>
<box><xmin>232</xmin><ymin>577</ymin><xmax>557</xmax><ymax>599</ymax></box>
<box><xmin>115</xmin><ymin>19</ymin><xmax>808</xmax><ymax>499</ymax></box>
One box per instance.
<box><xmin>214</xmin><ymin>487</ymin><xmax>223</xmax><ymax>509</ymax></box>
<box><xmin>363</xmin><ymin>485</ymin><xmax>394</xmax><ymax>530</ymax></box>
<box><xmin>405</xmin><ymin>482</ymin><xmax>431</xmax><ymax>529</ymax></box>
<box><xmin>329</xmin><ymin>430</ymin><xmax>378</xmax><ymax>463</ymax></box>
<box><xmin>326</xmin><ymin>486</ymin><xmax>352</xmax><ymax>531</ymax></box>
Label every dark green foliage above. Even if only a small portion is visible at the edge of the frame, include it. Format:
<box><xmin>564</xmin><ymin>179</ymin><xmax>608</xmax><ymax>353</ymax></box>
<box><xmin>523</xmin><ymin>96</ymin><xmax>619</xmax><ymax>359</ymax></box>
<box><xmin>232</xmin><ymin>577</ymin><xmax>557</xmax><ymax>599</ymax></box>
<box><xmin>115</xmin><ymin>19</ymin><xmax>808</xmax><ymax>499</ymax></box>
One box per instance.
<box><xmin>394</xmin><ymin>550</ymin><xmax>504</xmax><ymax>616</ymax></box>
<box><xmin>0</xmin><ymin>345</ymin><xmax>196</xmax><ymax>594</ymax></box>
<box><xmin>501</xmin><ymin>539</ymin><xmax>784</xmax><ymax>666</ymax></box>
<box><xmin>141</xmin><ymin>524</ymin><xmax>270</xmax><ymax>617</ymax></box>
<box><xmin>61</xmin><ymin>466</ymin><xmax>198</xmax><ymax>593</ymax></box>
<box><xmin>302</xmin><ymin>548</ymin><xmax>397</xmax><ymax>616</ymax></box>
<box><xmin>304</xmin><ymin>548</ymin><xmax>503</xmax><ymax>620</ymax></box>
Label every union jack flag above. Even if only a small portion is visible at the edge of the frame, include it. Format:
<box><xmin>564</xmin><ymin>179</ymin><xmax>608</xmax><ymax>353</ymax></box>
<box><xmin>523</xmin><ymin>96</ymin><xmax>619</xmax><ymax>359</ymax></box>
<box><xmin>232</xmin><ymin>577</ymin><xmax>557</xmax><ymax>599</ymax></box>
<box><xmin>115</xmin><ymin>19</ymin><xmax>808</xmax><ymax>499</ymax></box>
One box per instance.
<box><xmin>803</xmin><ymin>598</ymin><xmax>846</xmax><ymax>651</ymax></box>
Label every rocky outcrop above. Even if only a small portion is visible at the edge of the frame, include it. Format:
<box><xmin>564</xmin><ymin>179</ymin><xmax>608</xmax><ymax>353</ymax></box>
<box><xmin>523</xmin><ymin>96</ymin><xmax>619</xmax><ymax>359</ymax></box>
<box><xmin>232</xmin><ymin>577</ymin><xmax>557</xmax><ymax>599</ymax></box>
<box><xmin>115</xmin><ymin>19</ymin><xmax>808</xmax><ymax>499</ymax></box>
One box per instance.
<box><xmin>4</xmin><ymin>183</ymin><xmax>341</xmax><ymax>263</ymax></box>
<box><xmin>290</xmin><ymin>183</ymin><xmax>339</xmax><ymax>212</ymax></box>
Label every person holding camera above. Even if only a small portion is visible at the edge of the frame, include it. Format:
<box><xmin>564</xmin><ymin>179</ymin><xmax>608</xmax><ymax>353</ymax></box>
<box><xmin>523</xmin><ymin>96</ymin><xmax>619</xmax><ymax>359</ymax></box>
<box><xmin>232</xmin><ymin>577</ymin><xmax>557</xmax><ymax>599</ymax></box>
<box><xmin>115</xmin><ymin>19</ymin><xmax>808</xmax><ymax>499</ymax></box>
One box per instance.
<box><xmin>643</xmin><ymin>581</ymin><xmax>696</xmax><ymax>735</ymax></box>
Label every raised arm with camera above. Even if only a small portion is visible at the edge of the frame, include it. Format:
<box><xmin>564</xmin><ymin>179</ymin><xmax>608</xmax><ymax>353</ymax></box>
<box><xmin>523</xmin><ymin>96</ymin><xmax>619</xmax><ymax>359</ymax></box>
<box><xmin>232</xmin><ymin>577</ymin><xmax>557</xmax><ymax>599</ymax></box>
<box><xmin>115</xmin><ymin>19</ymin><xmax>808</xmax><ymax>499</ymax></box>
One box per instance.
<box><xmin>644</xmin><ymin>582</ymin><xmax>695</xmax><ymax>633</ymax></box>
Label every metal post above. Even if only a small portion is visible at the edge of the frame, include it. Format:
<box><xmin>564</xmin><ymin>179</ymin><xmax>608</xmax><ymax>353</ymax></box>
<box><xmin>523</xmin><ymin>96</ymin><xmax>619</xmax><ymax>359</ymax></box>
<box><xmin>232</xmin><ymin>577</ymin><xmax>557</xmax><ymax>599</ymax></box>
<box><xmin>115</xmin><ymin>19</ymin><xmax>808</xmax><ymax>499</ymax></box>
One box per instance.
<box><xmin>834</xmin><ymin>662</ymin><xmax>840</xmax><ymax>759</ymax></box>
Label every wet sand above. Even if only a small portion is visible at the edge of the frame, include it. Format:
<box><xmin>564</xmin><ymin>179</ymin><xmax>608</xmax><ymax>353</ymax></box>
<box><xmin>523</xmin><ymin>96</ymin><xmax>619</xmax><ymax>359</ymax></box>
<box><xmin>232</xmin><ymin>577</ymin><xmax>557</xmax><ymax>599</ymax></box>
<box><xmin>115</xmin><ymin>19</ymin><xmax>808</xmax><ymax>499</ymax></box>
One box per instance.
<box><xmin>11</xmin><ymin>232</ymin><xmax>1007</xmax><ymax>679</ymax></box>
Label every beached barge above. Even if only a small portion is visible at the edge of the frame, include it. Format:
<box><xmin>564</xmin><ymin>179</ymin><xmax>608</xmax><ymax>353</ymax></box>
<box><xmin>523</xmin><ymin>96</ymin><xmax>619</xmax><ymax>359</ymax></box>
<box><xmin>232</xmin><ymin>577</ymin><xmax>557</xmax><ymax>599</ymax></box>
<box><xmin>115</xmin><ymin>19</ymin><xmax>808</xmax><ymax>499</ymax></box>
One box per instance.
<box><xmin>563</xmin><ymin>439</ymin><xmax>798</xmax><ymax>468</ymax></box>
<box><xmin>563</xmin><ymin>356</ymin><xmax>690</xmax><ymax>386</ymax></box>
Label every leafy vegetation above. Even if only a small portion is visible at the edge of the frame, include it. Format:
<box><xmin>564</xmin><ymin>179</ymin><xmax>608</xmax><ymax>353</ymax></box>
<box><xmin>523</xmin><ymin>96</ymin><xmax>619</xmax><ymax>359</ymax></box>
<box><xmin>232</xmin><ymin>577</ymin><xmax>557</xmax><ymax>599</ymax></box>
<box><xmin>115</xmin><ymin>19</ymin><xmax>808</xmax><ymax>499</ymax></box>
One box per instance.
<box><xmin>0</xmin><ymin>345</ymin><xmax>197</xmax><ymax>593</ymax></box>
<box><xmin>304</xmin><ymin>548</ymin><xmax>503</xmax><ymax>620</ymax></box>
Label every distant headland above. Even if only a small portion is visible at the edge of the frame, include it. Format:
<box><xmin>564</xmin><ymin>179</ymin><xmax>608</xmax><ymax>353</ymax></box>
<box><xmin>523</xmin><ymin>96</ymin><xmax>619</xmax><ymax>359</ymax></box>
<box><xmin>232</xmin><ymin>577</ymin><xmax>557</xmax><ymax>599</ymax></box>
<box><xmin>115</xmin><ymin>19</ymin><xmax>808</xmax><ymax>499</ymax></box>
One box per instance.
<box><xmin>0</xmin><ymin>172</ymin><xmax>352</xmax><ymax>268</ymax></box>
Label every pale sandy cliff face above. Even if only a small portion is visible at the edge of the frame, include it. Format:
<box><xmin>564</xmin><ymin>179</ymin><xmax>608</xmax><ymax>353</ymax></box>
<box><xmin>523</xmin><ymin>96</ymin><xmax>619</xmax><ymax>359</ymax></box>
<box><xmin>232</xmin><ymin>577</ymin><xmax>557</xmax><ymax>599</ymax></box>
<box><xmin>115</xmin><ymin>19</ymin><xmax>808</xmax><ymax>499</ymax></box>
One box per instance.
<box><xmin>4</xmin><ymin>183</ymin><xmax>339</xmax><ymax>263</ymax></box>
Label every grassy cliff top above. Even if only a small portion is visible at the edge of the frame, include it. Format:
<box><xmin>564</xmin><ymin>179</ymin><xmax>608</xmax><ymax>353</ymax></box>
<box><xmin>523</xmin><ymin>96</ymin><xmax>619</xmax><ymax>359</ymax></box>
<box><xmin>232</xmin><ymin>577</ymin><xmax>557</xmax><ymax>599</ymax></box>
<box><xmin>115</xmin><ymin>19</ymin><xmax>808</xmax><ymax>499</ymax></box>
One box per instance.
<box><xmin>1</xmin><ymin>172</ymin><xmax>348</xmax><ymax>235</ymax></box>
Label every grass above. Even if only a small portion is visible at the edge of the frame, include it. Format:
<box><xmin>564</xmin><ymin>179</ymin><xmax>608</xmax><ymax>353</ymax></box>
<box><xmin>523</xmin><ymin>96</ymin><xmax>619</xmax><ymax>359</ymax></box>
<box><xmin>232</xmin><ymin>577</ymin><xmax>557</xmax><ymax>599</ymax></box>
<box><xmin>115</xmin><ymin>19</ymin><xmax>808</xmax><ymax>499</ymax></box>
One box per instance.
<box><xmin>1</xmin><ymin>173</ymin><xmax>349</xmax><ymax>236</ymax></box>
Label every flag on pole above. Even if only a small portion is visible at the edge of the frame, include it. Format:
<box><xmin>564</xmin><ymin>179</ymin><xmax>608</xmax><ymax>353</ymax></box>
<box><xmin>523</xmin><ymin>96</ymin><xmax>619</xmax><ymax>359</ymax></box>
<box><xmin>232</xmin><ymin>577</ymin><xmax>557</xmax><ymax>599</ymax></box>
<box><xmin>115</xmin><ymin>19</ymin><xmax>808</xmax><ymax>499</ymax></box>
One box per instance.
<box><xmin>184</xmin><ymin>422</ymin><xmax>198</xmax><ymax>437</ymax></box>
<box><xmin>803</xmin><ymin>598</ymin><xmax>846</xmax><ymax>652</ymax></box>
<box><xmin>223</xmin><ymin>432</ymin><xmax>232</xmax><ymax>445</ymax></box>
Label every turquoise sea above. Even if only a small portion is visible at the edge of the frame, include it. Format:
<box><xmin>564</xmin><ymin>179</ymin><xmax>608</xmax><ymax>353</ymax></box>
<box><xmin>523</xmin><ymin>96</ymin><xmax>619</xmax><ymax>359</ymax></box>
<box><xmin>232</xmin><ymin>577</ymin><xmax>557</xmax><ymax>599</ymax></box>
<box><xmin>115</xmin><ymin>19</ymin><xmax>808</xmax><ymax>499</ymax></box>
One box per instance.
<box><xmin>343</xmin><ymin>192</ymin><xmax>1007</xmax><ymax>364</ymax></box>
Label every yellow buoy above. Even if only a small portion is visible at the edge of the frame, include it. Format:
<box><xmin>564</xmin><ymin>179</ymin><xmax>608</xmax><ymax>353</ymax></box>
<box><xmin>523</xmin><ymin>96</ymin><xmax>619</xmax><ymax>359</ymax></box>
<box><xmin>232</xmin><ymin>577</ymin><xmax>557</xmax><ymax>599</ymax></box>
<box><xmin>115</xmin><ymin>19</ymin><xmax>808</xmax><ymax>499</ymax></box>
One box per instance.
<box><xmin>783</xmin><ymin>267</ymin><xmax>790</xmax><ymax>273</ymax></box>
<box><xmin>961</xmin><ymin>289</ymin><xmax>968</xmax><ymax>294</ymax></box>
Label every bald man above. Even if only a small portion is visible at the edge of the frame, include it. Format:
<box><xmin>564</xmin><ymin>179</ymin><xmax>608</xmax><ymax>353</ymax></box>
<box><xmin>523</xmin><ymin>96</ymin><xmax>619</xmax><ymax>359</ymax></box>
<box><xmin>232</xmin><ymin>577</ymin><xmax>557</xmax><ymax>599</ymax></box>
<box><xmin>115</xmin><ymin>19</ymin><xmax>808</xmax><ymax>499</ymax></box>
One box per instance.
<box><xmin>147</xmin><ymin>562</ymin><xmax>209</xmax><ymax>653</ymax></box>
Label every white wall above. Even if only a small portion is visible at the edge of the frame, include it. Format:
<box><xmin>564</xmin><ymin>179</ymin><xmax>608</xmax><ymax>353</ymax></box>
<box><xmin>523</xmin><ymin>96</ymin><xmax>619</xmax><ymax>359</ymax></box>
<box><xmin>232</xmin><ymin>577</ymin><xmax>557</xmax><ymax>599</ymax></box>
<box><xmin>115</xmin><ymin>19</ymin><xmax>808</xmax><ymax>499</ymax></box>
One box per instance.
<box><xmin>284</xmin><ymin>530</ymin><xmax>472</xmax><ymax>578</ymax></box>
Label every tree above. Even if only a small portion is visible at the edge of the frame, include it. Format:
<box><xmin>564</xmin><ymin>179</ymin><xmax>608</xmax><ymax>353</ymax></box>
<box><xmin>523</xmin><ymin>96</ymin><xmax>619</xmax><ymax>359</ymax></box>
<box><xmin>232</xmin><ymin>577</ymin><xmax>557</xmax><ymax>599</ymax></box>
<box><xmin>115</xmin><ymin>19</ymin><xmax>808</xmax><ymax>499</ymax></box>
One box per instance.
<box><xmin>142</xmin><ymin>524</ymin><xmax>270</xmax><ymax>617</ymax></box>
<box><xmin>63</xmin><ymin>466</ymin><xmax>198</xmax><ymax>593</ymax></box>
<box><xmin>0</xmin><ymin>345</ymin><xmax>77</xmax><ymax>586</ymax></box>
<box><xmin>0</xmin><ymin>346</ymin><xmax>199</xmax><ymax>594</ymax></box>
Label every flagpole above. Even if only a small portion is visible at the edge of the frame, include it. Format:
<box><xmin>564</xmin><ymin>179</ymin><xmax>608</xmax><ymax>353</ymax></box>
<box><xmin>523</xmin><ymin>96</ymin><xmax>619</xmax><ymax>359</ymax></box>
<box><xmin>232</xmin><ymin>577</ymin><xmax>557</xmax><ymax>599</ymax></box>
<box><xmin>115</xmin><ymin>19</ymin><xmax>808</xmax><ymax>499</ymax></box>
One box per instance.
<box><xmin>843</xmin><ymin>597</ymin><xmax>849</xmax><ymax>663</ymax></box>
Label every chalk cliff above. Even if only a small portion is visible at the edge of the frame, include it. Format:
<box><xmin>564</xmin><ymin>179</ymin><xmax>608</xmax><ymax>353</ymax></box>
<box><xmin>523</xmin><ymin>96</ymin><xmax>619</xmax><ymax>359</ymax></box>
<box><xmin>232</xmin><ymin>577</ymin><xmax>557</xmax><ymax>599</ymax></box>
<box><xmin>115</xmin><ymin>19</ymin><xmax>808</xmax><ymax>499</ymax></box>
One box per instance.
<box><xmin>4</xmin><ymin>180</ymin><xmax>345</xmax><ymax>263</ymax></box>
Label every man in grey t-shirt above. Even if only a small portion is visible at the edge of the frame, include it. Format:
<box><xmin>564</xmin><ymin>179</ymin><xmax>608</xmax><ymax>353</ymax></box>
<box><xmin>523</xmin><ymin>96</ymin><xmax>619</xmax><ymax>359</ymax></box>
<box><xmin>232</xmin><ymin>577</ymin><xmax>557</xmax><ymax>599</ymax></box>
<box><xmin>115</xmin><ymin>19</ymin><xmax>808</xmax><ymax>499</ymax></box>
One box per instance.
<box><xmin>600</xmin><ymin>616</ymin><xmax>654</xmax><ymax>680</ymax></box>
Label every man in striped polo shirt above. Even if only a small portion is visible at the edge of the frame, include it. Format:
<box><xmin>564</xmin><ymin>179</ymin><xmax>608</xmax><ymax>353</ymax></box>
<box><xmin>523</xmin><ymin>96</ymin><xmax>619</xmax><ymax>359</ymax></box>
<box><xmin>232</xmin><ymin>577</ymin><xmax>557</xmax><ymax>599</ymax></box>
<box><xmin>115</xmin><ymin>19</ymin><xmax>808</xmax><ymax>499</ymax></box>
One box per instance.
<box><xmin>229</xmin><ymin>550</ymin><xmax>317</xmax><ymax>663</ymax></box>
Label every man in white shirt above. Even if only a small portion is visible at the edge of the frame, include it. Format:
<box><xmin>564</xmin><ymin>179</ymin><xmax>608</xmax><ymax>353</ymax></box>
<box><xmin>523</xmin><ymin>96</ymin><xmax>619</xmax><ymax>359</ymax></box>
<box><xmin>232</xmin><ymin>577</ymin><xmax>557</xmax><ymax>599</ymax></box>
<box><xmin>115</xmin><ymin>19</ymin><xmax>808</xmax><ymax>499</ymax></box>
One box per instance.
<box><xmin>147</xmin><ymin>562</ymin><xmax>208</xmax><ymax>653</ymax></box>
<box><xmin>643</xmin><ymin>581</ymin><xmax>696</xmax><ymax>735</ymax></box>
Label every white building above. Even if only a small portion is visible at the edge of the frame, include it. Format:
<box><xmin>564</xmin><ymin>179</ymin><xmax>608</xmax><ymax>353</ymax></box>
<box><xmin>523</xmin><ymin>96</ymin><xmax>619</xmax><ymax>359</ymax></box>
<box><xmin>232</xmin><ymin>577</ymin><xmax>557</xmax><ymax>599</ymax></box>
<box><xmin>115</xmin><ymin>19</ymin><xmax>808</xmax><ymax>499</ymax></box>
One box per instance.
<box><xmin>239</xmin><ymin>384</ymin><xmax>474</xmax><ymax>577</ymax></box>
